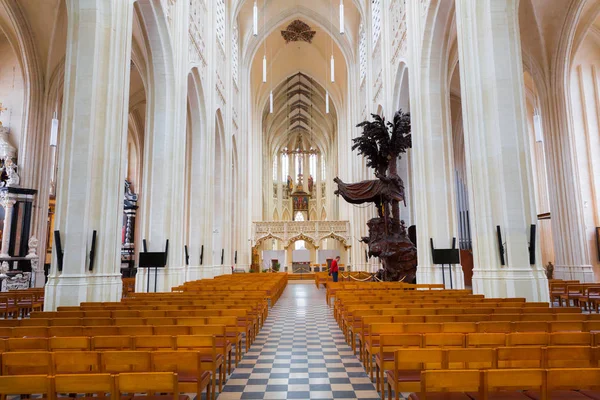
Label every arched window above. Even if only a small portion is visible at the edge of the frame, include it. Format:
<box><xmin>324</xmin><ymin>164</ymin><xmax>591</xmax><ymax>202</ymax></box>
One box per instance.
<box><xmin>372</xmin><ymin>0</ymin><xmax>382</xmax><ymax>46</ymax></box>
<box><xmin>232</xmin><ymin>23</ymin><xmax>239</xmax><ymax>85</ymax></box>
<box><xmin>309</xmin><ymin>154</ymin><xmax>317</xmax><ymax>178</ymax></box>
<box><xmin>273</xmin><ymin>155</ymin><xmax>278</xmax><ymax>181</ymax></box>
<box><xmin>216</xmin><ymin>0</ymin><xmax>226</xmax><ymax>49</ymax></box>
<box><xmin>359</xmin><ymin>23</ymin><xmax>367</xmax><ymax>82</ymax></box>
<box><xmin>295</xmin><ymin>153</ymin><xmax>303</xmax><ymax>175</ymax></box>
<box><xmin>281</xmin><ymin>152</ymin><xmax>289</xmax><ymax>178</ymax></box>
<box><xmin>321</xmin><ymin>154</ymin><xmax>326</xmax><ymax>180</ymax></box>
<box><xmin>295</xmin><ymin>239</ymin><xmax>306</xmax><ymax>250</ymax></box>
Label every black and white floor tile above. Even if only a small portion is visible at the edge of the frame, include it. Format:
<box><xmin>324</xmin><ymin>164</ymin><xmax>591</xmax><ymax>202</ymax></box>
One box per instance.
<box><xmin>217</xmin><ymin>283</ymin><xmax>383</xmax><ymax>400</ymax></box>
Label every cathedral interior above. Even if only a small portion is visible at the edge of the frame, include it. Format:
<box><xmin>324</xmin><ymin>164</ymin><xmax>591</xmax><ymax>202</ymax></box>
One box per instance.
<box><xmin>0</xmin><ymin>1</ymin><xmax>599</xmax><ymax>399</ymax></box>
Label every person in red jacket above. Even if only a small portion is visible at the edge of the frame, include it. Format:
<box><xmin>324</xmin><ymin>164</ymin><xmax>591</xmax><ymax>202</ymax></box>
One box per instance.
<box><xmin>330</xmin><ymin>256</ymin><xmax>340</xmax><ymax>282</ymax></box>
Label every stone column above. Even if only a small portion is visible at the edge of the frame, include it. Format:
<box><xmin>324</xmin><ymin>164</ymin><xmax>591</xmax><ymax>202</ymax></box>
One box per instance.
<box><xmin>44</xmin><ymin>0</ymin><xmax>135</xmax><ymax>310</ymax></box>
<box><xmin>455</xmin><ymin>0</ymin><xmax>548</xmax><ymax>301</ymax></box>
<box><xmin>0</xmin><ymin>194</ymin><xmax>15</xmax><ymax>258</ymax></box>
<box><xmin>123</xmin><ymin>208</ymin><xmax>136</xmax><ymax>246</ymax></box>
<box><xmin>542</xmin><ymin>92</ymin><xmax>594</xmax><ymax>281</ymax></box>
<box><xmin>407</xmin><ymin>0</ymin><xmax>464</xmax><ymax>289</ymax></box>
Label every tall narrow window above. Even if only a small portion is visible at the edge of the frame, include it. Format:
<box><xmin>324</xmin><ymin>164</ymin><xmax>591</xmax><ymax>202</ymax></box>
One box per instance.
<box><xmin>309</xmin><ymin>154</ymin><xmax>317</xmax><ymax>178</ymax></box>
<box><xmin>321</xmin><ymin>155</ymin><xmax>326</xmax><ymax>180</ymax></box>
<box><xmin>359</xmin><ymin>23</ymin><xmax>367</xmax><ymax>83</ymax></box>
<box><xmin>273</xmin><ymin>155</ymin><xmax>278</xmax><ymax>181</ymax></box>
<box><xmin>295</xmin><ymin>153</ymin><xmax>303</xmax><ymax>175</ymax></box>
<box><xmin>232</xmin><ymin>23</ymin><xmax>240</xmax><ymax>85</ymax></box>
<box><xmin>281</xmin><ymin>152</ymin><xmax>289</xmax><ymax>179</ymax></box>
<box><xmin>216</xmin><ymin>0</ymin><xmax>226</xmax><ymax>49</ymax></box>
<box><xmin>372</xmin><ymin>0</ymin><xmax>381</xmax><ymax>46</ymax></box>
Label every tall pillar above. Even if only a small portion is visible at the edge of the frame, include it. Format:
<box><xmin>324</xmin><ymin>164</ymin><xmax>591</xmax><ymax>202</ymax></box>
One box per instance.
<box><xmin>44</xmin><ymin>0</ymin><xmax>135</xmax><ymax>309</ymax></box>
<box><xmin>407</xmin><ymin>0</ymin><xmax>464</xmax><ymax>288</ymax></box>
<box><xmin>542</xmin><ymin>89</ymin><xmax>594</xmax><ymax>281</ymax></box>
<box><xmin>455</xmin><ymin>0</ymin><xmax>548</xmax><ymax>301</ymax></box>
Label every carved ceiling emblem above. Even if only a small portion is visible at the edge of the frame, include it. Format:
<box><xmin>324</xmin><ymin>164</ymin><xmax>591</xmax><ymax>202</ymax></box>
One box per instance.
<box><xmin>281</xmin><ymin>20</ymin><xmax>316</xmax><ymax>44</ymax></box>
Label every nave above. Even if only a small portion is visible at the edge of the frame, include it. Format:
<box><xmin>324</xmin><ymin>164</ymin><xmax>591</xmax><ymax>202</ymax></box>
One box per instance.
<box><xmin>219</xmin><ymin>283</ymin><xmax>381</xmax><ymax>400</ymax></box>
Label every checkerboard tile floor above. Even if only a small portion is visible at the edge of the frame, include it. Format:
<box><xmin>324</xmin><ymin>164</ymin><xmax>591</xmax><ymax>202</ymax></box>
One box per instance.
<box><xmin>217</xmin><ymin>283</ymin><xmax>386</xmax><ymax>400</ymax></box>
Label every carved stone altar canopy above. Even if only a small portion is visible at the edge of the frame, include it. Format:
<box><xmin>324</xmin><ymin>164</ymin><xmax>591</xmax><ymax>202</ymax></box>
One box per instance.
<box><xmin>252</xmin><ymin>220</ymin><xmax>351</xmax><ymax>249</ymax></box>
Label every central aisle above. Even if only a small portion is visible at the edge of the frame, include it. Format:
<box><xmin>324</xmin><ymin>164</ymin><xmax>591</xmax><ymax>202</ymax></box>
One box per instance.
<box><xmin>218</xmin><ymin>283</ymin><xmax>381</xmax><ymax>399</ymax></box>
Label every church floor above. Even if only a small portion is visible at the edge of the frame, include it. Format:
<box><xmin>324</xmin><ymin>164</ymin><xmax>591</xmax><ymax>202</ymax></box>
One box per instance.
<box><xmin>217</xmin><ymin>283</ymin><xmax>383</xmax><ymax>400</ymax></box>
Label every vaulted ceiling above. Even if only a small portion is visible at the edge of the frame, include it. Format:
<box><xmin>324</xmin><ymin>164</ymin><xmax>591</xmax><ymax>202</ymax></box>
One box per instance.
<box><xmin>263</xmin><ymin>72</ymin><xmax>337</xmax><ymax>157</ymax></box>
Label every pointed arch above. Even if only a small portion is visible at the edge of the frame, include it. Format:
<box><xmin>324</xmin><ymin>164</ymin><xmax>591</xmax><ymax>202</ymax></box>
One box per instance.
<box><xmin>186</xmin><ymin>67</ymin><xmax>208</xmax><ymax>264</ymax></box>
<box><xmin>213</xmin><ymin>108</ymin><xmax>226</xmax><ymax>265</ymax></box>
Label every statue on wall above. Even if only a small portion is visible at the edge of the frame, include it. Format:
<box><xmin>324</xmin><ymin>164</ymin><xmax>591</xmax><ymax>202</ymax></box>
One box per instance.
<box><xmin>26</xmin><ymin>236</ymin><xmax>38</xmax><ymax>258</ymax></box>
<box><xmin>308</xmin><ymin>175</ymin><xmax>314</xmax><ymax>194</ymax></box>
<box><xmin>4</xmin><ymin>158</ymin><xmax>20</xmax><ymax>188</ymax></box>
<box><xmin>334</xmin><ymin>110</ymin><xmax>417</xmax><ymax>282</ymax></box>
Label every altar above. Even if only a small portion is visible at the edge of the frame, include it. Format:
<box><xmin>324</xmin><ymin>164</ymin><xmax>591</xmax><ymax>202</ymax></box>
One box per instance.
<box><xmin>292</xmin><ymin>248</ymin><xmax>310</xmax><ymax>273</ymax></box>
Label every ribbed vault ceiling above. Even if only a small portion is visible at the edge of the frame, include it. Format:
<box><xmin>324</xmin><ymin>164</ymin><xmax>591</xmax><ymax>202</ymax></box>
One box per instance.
<box><xmin>263</xmin><ymin>72</ymin><xmax>337</xmax><ymax>157</ymax></box>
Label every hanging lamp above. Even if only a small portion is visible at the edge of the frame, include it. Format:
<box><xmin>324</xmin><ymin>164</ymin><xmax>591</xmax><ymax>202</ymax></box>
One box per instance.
<box><xmin>253</xmin><ymin>1</ymin><xmax>258</xmax><ymax>36</ymax></box>
<box><xmin>339</xmin><ymin>0</ymin><xmax>345</xmax><ymax>34</ymax></box>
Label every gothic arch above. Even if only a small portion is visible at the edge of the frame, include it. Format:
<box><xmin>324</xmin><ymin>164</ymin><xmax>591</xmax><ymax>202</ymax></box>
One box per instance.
<box><xmin>231</xmin><ymin>134</ymin><xmax>239</xmax><ymax>261</ymax></box>
<box><xmin>254</xmin><ymin>233</ymin><xmax>284</xmax><ymax>247</ymax></box>
<box><xmin>318</xmin><ymin>232</ymin><xmax>350</xmax><ymax>248</ymax></box>
<box><xmin>0</xmin><ymin>1</ymin><xmax>44</xmax><ymax>186</ymax></box>
<box><xmin>186</xmin><ymin>67</ymin><xmax>208</xmax><ymax>264</ymax></box>
<box><xmin>285</xmin><ymin>233</ymin><xmax>317</xmax><ymax>249</ymax></box>
<box><xmin>212</xmin><ymin>109</ymin><xmax>226</xmax><ymax>265</ymax></box>
<box><xmin>393</xmin><ymin>62</ymin><xmax>410</xmax><ymax>112</ymax></box>
<box><xmin>136</xmin><ymin>0</ymin><xmax>186</xmax><ymax>267</ymax></box>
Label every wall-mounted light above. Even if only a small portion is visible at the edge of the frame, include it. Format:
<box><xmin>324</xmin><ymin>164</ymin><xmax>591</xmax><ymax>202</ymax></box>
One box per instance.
<box><xmin>326</xmin><ymin>90</ymin><xmax>330</xmax><ymax>114</ymax></box>
<box><xmin>269</xmin><ymin>90</ymin><xmax>274</xmax><ymax>114</ymax></box>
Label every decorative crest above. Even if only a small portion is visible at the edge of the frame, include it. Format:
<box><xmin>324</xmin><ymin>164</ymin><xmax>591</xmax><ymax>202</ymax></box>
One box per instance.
<box><xmin>281</xmin><ymin>20</ymin><xmax>316</xmax><ymax>43</ymax></box>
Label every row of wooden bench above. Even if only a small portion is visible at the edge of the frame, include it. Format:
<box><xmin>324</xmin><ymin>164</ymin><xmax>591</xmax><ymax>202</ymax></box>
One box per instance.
<box><xmin>172</xmin><ymin>273</ymin><xmax>288</xmax><ymax>304</ymax></box>
<box><xmin>549</xmin><ymin>279</ymin><xmax>600</xmax><ymax>310</ymax></box>
<box><xmin>397</xmin><ymin>368</ymin><xmax>600</xmax><ymax>400</ymax></box>
<box><xmin>0</xmin><ymin>371</ymin><xmax>206</xmax><ymax>400</ymax></box>
<box><xmin>382</xmin><ymin>346</ymin><xmax>600</xmax><ymax>397</ymax></box>
<box><xmin>0</xmin><ymin>343</ymin><xmax>225</xmax><ymax>396</ymax></box>
<box><xmin>0</xmin><ymin>288</ymin><xmax>44</xmax><ymax>318</ymax></box>
<box><xmin>5</xmin><ymin>274</ymin><xmax>288</xmax><ymax>399</ymax></box>
<box><xmin>328</xmin><ymin>283</ymin><xmax>594</xmax><ymax>399</ymax></box>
